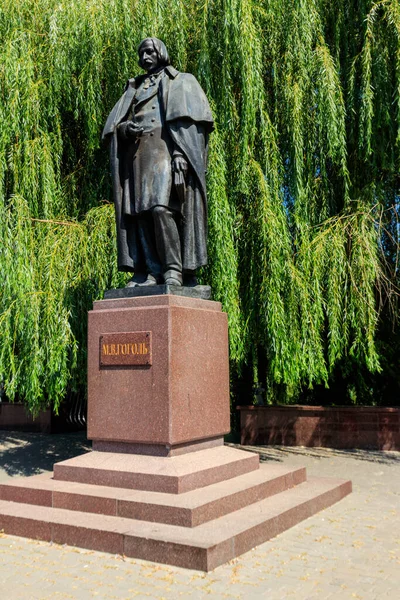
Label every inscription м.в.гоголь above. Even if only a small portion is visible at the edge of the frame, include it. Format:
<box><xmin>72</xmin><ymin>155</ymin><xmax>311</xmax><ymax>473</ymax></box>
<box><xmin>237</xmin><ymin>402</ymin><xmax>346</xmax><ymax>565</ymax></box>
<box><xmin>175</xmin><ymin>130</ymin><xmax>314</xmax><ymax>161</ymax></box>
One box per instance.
<box><xmin>99</xmin><ymin>332</ymin><xmax>152</xmax><ymax>367</ymax></box>
<box><xmin>102</xmin><ymin>343</ymin><xmax>148</xmax><ymax>356</ymax></box>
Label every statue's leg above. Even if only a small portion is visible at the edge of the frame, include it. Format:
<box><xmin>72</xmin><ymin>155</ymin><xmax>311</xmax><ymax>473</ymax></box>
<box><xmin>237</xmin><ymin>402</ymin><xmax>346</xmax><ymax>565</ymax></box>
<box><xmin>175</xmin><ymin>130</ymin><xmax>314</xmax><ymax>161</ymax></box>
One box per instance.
<box><xmin>135</xmin><ymin>212</ymin><xmax>162</xmax><ymax>286</ymax></box>
<box><xmin>183</xmin><ymin>270</ymin><xmax>198</xmax><ymax>287</ymax></box>
<box><xmin>151</xmin><ymin>206</ymin><xmax>182</xmax><ymax>286</ymax></box>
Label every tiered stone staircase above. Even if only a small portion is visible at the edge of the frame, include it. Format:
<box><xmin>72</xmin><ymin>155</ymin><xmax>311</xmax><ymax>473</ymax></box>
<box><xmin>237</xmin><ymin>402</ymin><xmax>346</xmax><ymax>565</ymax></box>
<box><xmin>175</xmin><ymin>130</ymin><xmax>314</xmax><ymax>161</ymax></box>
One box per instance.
<box><xmin>0</xmin><ymin>445</ymin><xmax>351</xmax><ymax>571</ymax></box>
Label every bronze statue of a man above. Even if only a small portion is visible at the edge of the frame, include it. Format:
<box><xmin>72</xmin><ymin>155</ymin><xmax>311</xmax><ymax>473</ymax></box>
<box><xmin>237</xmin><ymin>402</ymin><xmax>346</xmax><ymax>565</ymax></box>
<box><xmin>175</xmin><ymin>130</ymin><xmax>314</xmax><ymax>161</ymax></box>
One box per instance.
<box><xmin>102</xmin><ymin>38</ymin><xmax>213</xmax><ymax>287</ymax></box>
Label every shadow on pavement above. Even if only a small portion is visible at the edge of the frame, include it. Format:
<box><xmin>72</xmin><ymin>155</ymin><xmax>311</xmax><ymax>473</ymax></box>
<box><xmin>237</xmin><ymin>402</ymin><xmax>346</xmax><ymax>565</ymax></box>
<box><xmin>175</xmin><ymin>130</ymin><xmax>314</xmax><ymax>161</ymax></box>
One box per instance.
<box><xmin>226</xmin><ymin>442</ymin><xmax>400</xmax><ymax>465</ymax></box>
<box><xmin>252</xmin><ymin>445</ymin><xmax>400</xmax><ymax>465</ymax></box>
<box><xmin>2</xmin><ymin>432</ymin><xmax>399</xmax><ymax>481</ymax></box>
<box><xmin>0</xmin><ymin>431</ymin><xmax>90</xmax><ymax>479</ymax></box>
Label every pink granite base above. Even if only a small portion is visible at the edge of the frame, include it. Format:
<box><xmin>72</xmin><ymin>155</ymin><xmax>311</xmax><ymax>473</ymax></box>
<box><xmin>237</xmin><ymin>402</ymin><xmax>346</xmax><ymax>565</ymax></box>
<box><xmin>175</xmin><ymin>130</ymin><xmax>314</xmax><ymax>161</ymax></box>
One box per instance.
<box><xmin>0</xmin><ymin>463</ymin><xmax>306</xmax><ymax>527</ymax></box>
<box><xmin>92</xmin><ymin>436</ymin><xmax>224</xmax><ymax>457</ymax></box>
<box><xmin>0</xmin><ymin>295</ymin><xmax>352</xmax><ymax>570</ymax></box>
<box><xmin>0</xmin><ymin>436</ymin><xmax>351</xmax><ymax>570</ymax></box>
<box><xmin>53</xmin><ymin>446</ymin><xmax>260</xmax><ymax>493</ymax></box>
<box><xmin>88</xmin><ymin>296</ymin><xmax>230</xmax><ymax>448</ymax></box>
<box><xmin>0</xmin><ymin>474</ymin><xmax>351</xmax><ymax>571</ymax></box>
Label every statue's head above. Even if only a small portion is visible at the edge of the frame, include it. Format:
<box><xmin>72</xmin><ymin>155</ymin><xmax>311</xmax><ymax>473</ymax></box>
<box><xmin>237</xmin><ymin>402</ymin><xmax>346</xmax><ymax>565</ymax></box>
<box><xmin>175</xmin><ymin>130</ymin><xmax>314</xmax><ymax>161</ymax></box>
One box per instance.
<box><xmin>138</xmin><ymin>38</ymin><xmax>170</xmax><ymax>72</ymax></box>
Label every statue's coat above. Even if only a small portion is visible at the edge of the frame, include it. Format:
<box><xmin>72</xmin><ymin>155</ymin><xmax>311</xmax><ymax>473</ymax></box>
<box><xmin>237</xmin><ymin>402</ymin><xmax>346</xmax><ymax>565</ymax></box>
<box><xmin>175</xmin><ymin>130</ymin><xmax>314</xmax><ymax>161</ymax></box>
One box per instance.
<box><xmin>102</xmin><ymin>66</ymin><xmax>214</xmax><ymax>273</ymax></box>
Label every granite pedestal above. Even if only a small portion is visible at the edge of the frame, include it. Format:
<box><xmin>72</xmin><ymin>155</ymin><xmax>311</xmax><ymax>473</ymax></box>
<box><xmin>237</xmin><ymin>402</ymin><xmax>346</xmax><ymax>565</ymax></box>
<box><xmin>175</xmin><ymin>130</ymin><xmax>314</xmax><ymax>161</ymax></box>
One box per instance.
<box><xmin>87</xmin><ymin>295</ymin><xmax>230</xmax><ymax>455</ymax></box>
<box><xmin>0</xmin><ymin>293</ymin><xmax>351</xmax><ymax>571</ymax></box>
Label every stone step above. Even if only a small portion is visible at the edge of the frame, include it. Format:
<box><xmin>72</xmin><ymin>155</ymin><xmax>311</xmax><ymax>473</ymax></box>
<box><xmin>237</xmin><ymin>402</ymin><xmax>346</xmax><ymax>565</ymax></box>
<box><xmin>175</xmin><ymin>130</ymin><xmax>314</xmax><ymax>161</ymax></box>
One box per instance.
<box><xmin>53</xmin><ymin>446</ymin><xmax>260</xmax><ymax>493</ymax></box>
<box><xmin>0</xmin><ymin>476</ymin><xmax>351</xmax><ymax>571</ymax></box>
<box><xmin>0</xmin><ymin>463</ymin><xmax>306</xmax><ymax>527</ymax></box>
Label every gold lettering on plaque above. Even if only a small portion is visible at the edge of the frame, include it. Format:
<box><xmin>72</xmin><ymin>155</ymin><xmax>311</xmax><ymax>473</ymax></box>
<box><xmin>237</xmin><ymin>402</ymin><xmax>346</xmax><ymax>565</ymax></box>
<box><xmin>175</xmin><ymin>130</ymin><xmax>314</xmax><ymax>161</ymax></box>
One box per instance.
<box><xmin>100</xmin><ymin>332</ymin><xmax>151</xmax><ymax>366</ymax></box>
<box><xmin>101</xmin><ymin>342</ymin><xmax>150</xmax><ymax>357</ymax></box>
<box><xmin>103</xmin><ymin>344</ymin><xmax>150</xmax><ymax>356</ymax></box>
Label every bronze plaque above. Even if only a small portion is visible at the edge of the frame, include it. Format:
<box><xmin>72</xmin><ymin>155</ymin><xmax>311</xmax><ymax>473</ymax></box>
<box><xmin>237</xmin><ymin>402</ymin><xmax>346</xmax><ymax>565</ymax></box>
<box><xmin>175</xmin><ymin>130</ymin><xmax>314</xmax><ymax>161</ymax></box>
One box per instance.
<box><xmin>99</xmin><ymin>332</ymin><xmax>152</xmax><ymax>367</ymax></box>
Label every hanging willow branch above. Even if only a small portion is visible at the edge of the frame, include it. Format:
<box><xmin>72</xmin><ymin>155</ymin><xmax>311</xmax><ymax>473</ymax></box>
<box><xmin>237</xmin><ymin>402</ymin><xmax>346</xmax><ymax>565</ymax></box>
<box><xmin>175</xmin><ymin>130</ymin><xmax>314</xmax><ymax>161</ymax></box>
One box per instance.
<box><xmin>0</xmin><ymin>0</ymin><xmax>399</xmax><ymax>412</ymax></box>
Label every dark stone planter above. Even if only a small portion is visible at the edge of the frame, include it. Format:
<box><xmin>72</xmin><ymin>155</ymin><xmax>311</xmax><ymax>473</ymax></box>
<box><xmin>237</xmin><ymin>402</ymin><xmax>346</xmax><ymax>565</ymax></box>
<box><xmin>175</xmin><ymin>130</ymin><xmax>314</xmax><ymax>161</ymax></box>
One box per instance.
<box><xmin>237</xmin><ymin>405</ymin><xmax>400</xmax><ymax>451</ymax></box>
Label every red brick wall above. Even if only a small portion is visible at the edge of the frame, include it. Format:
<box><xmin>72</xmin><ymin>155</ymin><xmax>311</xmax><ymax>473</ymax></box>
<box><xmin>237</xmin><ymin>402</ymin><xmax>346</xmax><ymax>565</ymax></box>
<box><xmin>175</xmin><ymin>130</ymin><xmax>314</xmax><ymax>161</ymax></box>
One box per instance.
<box><xmin>0</xmin><ymin>403</ymin><xmax>51</xmax><ymax>433</ymax></box>
<box><xmin>238</xmin><ymin>406</ymin><xmax>400</xmax><ymax>450</ymax></box>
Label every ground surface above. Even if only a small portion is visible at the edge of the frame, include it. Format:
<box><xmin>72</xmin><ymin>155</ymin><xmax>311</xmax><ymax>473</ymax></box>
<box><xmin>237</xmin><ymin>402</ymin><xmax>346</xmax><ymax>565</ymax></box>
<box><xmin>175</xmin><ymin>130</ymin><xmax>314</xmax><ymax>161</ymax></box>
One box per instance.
<box><xmin>0</xmin><ymin>431</ymin><xmax>398</xmax><ymax>599</ymax></box>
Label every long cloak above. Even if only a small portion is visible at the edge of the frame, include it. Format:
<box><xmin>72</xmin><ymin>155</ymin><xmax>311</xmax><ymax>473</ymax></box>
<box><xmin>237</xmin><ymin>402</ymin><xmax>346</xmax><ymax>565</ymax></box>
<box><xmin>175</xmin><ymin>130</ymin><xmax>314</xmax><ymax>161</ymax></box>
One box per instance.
<box><xmin>102</xmin><ymin>66</ymin><xmax>214</xmax><ymax>273</ymax></box>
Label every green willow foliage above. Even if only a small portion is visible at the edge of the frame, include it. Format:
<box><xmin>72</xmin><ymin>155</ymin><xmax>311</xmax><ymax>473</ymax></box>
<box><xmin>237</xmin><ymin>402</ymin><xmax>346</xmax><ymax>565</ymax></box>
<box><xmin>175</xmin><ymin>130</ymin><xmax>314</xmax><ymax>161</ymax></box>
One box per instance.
<box><xmin>0</xmin><ymin>0</ymin><xmax>399</xmax><ymax>412</ymax></box>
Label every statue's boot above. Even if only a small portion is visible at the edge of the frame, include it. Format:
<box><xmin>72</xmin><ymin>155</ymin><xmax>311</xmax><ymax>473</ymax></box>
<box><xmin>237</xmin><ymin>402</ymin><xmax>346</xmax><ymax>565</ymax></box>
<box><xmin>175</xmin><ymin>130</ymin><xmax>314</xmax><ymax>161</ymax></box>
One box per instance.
<box><xmin>125</xmin><ymin>273</ymin><xmax>147</xmax><ymax>288</ymax></box>
<box><xmin>164</xmin><ymin>269</ymin><xmax>183</xmax><ymax>286</ymax></box>
<box><xmin>137</xmin><ymin>274</ymin><xmax>158</xmax><ymax>287</ymax></box>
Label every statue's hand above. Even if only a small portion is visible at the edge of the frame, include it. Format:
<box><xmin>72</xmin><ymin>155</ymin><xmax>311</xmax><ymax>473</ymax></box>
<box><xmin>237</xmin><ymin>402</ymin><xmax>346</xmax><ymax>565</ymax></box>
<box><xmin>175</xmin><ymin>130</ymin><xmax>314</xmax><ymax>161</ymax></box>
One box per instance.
<box><xmin>118</xmin><ymin>121</ymin><xmax>143</xmax><ymax>140</ymax></box>
<box><xmin>173</xmin><ymin>155</ymin><xmax>188</xmax><ymax>187</ymax></box>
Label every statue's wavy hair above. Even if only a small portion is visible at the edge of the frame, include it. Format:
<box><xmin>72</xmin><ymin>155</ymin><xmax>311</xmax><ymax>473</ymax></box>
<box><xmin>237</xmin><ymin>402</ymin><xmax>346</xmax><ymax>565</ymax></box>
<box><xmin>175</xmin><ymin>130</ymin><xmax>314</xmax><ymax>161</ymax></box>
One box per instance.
<box><xmin>137</xmin><ymin>38</ymin><xmax>170</xmax><ymax>69</ymax></box>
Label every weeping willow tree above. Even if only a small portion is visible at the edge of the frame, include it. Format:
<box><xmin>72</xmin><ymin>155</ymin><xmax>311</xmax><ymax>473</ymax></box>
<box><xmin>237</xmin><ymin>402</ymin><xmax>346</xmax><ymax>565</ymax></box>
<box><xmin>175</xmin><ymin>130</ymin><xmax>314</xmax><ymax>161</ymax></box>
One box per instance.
<box><xmin>0</xmin><ymin>0</ymin><xmax>399</xmax><ymax>414</ymax></box>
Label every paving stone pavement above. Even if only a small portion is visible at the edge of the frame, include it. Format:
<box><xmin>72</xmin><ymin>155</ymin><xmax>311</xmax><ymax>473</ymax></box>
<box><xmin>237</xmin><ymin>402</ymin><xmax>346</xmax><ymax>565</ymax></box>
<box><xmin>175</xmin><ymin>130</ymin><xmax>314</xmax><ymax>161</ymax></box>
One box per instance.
<box><xmin>0</xmin><ymin>431</ymin><xmax>399</xmax><ymax>600</ymax></box>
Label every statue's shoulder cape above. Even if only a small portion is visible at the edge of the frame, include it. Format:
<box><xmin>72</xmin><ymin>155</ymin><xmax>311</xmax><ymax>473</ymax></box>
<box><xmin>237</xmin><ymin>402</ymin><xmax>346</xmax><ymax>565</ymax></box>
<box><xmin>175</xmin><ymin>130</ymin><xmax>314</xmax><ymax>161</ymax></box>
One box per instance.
<box><xmin>102</xmin><ymin>66</ymin><xmax>213</xmax><ymax>139</ymax></box>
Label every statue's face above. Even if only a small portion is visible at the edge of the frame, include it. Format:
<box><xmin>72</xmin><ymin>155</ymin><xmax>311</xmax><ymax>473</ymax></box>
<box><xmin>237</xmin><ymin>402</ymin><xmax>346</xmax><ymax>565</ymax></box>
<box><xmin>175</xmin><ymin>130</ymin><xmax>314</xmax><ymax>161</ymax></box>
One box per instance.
<box><xmin>139</xmin><ymin>40</ymin><xmax>159</xmax><ymax>72</ymax></box>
